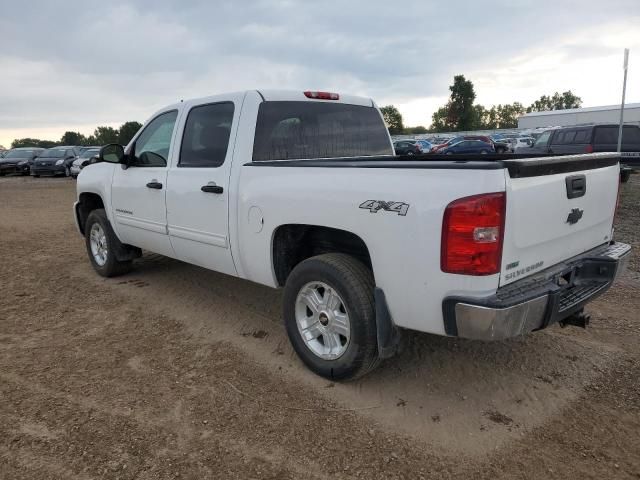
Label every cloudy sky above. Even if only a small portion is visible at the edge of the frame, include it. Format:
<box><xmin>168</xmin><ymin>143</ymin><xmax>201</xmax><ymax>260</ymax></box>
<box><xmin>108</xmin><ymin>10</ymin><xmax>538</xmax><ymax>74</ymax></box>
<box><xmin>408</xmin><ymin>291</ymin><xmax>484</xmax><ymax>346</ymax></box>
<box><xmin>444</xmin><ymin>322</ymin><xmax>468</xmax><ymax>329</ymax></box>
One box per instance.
<box><xmin>1</xmin><ymin>0</ymin><xmax>639</xmax><ymax>148</ymax></box>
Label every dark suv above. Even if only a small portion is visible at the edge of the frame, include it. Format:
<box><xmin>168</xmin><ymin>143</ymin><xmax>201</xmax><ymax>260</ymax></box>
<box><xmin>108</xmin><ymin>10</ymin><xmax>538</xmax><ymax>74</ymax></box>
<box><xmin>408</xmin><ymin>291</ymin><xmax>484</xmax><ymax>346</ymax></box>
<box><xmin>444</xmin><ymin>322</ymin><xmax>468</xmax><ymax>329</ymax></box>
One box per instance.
<box><xmin>530</xmin><ymin>124</ymin><xmax>640</xmax><ymax>158</ymax></box>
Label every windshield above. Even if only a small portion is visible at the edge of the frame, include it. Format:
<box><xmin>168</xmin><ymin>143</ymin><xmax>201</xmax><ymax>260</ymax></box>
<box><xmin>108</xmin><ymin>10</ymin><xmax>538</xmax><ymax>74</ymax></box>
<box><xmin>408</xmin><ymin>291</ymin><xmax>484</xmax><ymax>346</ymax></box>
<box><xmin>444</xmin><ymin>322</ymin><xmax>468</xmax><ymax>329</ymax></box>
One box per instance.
<box><xmin>5</xmin><ymin>149</ymin><xmax>35</xmax><ymax>159</ymax></box>
<box><xmin>40</xmin><ymin>149</ymin><xmax>66</xmax><ymax>158</ymax></box>
<box><xmin>253</xmin><ymin>102</ymin><xmax>393</xmax><ymax>161</ymax></box>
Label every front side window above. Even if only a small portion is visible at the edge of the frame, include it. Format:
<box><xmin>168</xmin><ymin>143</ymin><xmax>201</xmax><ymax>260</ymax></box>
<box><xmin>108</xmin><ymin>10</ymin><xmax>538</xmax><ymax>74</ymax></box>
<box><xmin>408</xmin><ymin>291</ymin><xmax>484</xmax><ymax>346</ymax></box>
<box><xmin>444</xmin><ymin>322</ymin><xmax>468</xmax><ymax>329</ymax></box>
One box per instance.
<box><xmin>253</xmin><ymin>101</ymin><xmax>393</xmax><ymax>161</ymax></box>
<box><xmin>534</xmin><ymin>131</ymin><xmax>552</xmax><ymax>147</ymax></box>
<box><xmin>179</xmin><ymin>102</ymin><xmax>235</xmax><ymax>168</ymax></box>
<box><xmin>132</xmin><ymin>110</ymin><xmax>178</xmax><ymax>167</ymax></box>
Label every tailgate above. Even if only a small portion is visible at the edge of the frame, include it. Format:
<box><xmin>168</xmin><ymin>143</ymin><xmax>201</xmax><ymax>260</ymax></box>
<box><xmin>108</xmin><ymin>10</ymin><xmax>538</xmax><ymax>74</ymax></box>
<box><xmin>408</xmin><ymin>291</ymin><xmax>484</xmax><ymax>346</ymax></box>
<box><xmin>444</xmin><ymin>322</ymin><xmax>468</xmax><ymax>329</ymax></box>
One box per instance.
<box><xmin>500</xmin><ymin>153</ymin><xmax>620</xmax><ymax>286</ymax></box>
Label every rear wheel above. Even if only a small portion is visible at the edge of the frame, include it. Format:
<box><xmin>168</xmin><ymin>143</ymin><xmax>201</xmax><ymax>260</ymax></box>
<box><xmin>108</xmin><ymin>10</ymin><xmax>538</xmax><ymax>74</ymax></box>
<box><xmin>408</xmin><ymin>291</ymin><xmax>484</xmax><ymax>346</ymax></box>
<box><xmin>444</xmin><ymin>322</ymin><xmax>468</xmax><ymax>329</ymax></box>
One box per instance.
<box><xmin>283</xmin><ymin>253</ymin><xmax>379</xmax><ymax>381</ymax></box>
<box><xmin>85</xmin><ymin>209</ymin><xmax>132</xmax><ymax>277</ymax></box>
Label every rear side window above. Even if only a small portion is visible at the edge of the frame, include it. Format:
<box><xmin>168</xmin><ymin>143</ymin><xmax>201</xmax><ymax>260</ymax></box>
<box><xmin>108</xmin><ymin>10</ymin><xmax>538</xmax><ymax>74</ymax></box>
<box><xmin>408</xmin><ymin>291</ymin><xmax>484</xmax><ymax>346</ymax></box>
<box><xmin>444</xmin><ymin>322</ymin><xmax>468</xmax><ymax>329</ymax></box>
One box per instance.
<box><xmin>593</xmin><ymin>126</ymin><xmax>640</xmax><ymax>146</ymax></box>
<box><xmin>252</xmin><ymin>101</ymin><xmax>393</xmax><ymax>161</ymax></box>
<box><xmin>179</xmin><ymin>102</ymin><xmax>235</xmax><ymax>168</ymax></box>
<box><xmin>573</xmin><ymin>129</ymin><xmax>589</xmax><ymax>143</ymax></box>
<box><xmin>561</xmin><ymin>131</ymin><xmax>576</xmax><ymax>144</ymax></box>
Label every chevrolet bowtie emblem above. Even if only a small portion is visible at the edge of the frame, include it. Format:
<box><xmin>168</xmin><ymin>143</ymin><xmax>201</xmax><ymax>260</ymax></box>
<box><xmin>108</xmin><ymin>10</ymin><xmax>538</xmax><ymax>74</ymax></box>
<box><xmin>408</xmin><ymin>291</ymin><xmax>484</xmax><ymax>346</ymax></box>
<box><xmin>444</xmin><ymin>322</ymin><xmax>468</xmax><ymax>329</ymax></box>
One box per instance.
<box><xmin>566</xmin><ymin>208</ymin><xmax>584</xmax><ymax>225</ymax></box>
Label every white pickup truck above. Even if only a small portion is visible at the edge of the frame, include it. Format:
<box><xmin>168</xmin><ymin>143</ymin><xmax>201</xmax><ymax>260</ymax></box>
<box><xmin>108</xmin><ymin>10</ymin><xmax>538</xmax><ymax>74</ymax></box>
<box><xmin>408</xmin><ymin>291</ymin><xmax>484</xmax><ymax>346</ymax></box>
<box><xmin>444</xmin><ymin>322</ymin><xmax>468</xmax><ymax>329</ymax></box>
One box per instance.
<box><xmin>74</xmin><ymin>90</ymin><xmax>630</xmax><ymax>380</ymax></box>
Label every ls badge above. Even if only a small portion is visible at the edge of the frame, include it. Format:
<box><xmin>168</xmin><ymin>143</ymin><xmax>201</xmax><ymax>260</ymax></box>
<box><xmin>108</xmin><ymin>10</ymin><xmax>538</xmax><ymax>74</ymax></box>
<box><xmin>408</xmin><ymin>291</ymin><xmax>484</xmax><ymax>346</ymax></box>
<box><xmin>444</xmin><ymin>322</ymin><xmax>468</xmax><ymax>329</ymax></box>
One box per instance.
<box><xmin>566</xmin><ymin>208</ymin><xmax>584</xmax><ymax>225</ymax></box>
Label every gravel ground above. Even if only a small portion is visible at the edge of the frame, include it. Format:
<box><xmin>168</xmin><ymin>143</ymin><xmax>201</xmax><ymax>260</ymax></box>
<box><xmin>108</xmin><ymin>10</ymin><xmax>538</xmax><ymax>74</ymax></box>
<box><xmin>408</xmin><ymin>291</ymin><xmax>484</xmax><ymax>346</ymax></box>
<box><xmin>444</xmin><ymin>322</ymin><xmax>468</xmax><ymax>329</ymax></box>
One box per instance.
<box><xmin>0</xmin><ymin>174</ymin><xmax>639</xmax><ymax>479</ymax></box>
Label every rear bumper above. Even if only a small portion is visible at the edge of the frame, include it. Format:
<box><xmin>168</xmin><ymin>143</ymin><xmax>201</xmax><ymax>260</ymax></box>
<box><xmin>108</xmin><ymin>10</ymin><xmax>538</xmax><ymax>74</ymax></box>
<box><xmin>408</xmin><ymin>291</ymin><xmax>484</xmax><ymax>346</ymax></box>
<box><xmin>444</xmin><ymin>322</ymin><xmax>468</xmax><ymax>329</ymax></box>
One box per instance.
<box><xmin>443</xmin><ymin>242</ymin><xmax>631</xmax><ymax>340</ymax></box>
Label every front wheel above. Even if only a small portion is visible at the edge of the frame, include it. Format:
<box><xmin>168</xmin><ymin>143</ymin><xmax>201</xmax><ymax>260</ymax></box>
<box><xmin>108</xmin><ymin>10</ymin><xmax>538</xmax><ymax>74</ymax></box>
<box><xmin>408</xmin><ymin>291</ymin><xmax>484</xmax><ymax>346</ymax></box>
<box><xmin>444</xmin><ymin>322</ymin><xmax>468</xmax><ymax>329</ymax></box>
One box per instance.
<box><xmin>283</xmin><ymin>253</ymin><xmax>380</xmax><ymax>381</ymax></box>
<box><xmin>85</xmin><ymin>209</ymin><xmax>132</xmax><ymax>277</ymax></box>
<box><xmin>64</xmin><ymin>166</ymin><xmax>70</xmax><ymax>177</ymax></box>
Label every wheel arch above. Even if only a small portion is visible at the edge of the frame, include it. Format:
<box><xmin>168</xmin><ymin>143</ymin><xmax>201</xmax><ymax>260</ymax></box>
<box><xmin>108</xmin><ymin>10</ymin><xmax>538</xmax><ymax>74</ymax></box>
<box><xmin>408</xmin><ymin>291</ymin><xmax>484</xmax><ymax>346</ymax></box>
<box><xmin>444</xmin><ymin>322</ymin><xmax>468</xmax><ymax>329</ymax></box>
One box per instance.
<box><xmin>271</xmin><ymin>224</ymin><xmax>373</xmax><ymax>287</ymax></box>
<box><xmin>76</xmin><ymin>192</ymin><xmax>106</xmax><ymax>235</ymax></box>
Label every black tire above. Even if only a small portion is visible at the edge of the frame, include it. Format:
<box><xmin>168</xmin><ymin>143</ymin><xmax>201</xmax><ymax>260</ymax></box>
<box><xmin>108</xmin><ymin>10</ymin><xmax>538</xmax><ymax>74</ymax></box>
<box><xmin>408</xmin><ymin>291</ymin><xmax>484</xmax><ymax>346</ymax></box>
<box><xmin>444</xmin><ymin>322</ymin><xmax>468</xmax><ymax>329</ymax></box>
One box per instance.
<box><xmin>283</xmin><ymin>253</ymin><xmax>380</xmax><ymax>381</ymax></box>
<box><xmin>33</xmin><ymin>174</ymin><xmax>39</xmax><ymax>178</ymax></box>
<box><xmin>85</xmin><ymin>209</ymin><xmax>132</xmax><ymax>277</ymax></box>
<box><xmin>64</xmin><ymin>166</ymin><xmax>70</xmax><ymax>177</ymax></box>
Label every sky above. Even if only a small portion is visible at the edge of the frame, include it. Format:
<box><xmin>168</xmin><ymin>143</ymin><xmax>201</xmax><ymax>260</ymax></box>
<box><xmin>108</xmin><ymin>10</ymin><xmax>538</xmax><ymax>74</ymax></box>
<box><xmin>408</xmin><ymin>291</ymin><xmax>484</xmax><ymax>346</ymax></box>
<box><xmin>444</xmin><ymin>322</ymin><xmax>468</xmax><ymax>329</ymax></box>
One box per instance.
<box><xmin>1</xmin><ymin>0</ymin><xmax>639</xmax><ymax>148</ymax></box>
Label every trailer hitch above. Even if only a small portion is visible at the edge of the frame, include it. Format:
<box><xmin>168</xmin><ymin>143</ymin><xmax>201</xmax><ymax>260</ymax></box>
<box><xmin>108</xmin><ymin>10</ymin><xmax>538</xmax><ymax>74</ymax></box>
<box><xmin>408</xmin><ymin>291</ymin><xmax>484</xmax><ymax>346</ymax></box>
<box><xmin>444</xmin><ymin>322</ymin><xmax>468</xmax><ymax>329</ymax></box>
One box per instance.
<box><xmin>560</xmin><ymin>309</ymin><xmax>591</xmax><ymax>329</ymax></box>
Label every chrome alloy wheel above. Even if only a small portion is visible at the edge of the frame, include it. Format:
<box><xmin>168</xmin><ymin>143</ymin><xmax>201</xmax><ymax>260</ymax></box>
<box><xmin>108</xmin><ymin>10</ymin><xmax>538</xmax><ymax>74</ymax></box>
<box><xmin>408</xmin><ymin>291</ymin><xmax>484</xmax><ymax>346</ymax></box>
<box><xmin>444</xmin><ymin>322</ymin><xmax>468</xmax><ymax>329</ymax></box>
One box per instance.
<box><xmin>295</xmin><ymin>281</ymin><xmax>351</xmax><ymax>360</ymax></box>
<box><xmin>89</xmin><ymin>223</ymin><xmax>108</xmax><ymax>266</ymax></box>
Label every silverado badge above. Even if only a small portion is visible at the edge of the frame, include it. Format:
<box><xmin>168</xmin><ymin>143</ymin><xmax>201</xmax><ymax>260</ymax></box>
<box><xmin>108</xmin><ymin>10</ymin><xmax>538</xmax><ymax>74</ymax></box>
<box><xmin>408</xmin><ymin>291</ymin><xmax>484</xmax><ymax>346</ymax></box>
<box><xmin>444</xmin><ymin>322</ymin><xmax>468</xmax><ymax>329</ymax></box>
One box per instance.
<box><xmin>566</xmin><ymin>208</ymin><xmax>584</xmax><ymax>225</ymax></box>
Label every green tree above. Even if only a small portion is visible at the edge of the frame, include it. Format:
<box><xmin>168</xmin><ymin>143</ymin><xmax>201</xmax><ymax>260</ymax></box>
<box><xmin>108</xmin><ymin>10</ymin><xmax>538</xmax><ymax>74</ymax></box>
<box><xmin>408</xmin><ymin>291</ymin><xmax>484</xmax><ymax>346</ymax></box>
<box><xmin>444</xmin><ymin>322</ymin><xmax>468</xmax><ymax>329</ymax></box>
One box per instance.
<box><xmin>117</xmin><ymin>121</ymin><xmax>142</xmax><ymax>145</ymax></box>
<box><xmin>92</xmin><ymin>126</ymin><xmax>119</xmax><ymax>145</ymax></box>
<box><xmin>447</xmin><ymin>75</ymin><xmax>477</xmax><ymax>131</ymax></box>
<box><xmin>380</xmin><ymin>105</ymin><xmax>405</xmax><ymax>135</ymax></box>
<box><xmin>496</xmin><ymin>102</ymin><xmax>525</xmax><ymax>128</ymax></box>
<box><xmin>527</xmin><ymin>90</ymin><xmax>582</xmax><ymax>113</ymax></box>
<box><xmin>430</xmin><ymin>105</ymin><xmax>450</xmax><ymax>132</ymax></box>
<box><xmin>60</xmin><ymin>131</ymin><xmax>87</xmax><ymax>146</ymax></box>
<box><xmin>404</xmin><ymin>125</ymin><xmax>428</xmax><ymax>134</ymax></box>
<box><xmin>11</xmin><ymin>138</ymin><xmax>58</xmax><ymax>148</ymax></box>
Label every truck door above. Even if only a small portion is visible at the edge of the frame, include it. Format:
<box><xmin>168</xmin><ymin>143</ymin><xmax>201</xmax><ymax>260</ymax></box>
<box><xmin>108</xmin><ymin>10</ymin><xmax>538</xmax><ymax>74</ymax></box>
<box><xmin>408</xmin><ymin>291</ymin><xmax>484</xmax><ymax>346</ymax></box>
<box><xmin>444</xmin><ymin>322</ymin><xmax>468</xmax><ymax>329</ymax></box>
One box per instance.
<box><xmin>111</xmin><ymin>110</ymin><xmax>179</xmax><ymax>258</ymax></box>
<box><xmin>165</xmin><ymin>98</ymin><xmax>240</xmax><ymax>276</ymax></box>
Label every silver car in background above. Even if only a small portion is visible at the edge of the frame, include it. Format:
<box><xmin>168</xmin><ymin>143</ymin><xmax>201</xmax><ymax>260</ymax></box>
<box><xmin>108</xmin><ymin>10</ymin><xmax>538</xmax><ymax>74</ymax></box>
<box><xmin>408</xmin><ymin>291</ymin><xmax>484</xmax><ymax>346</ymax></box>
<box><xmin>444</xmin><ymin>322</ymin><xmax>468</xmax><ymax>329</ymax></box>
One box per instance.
<box><xmin>70</xmin><ymin>147</ymin><xmax>100</xmax><ymax>178</ymax></box>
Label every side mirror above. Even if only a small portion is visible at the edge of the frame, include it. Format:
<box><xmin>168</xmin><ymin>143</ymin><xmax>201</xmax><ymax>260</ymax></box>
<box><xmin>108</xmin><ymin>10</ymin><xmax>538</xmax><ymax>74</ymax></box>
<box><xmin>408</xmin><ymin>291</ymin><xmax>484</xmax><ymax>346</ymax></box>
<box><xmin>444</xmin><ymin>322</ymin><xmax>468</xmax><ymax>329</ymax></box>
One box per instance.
<box><xmin>99</xmin><ymin>144</ymin><xmax>125</xmax><ymax>164</ymax></box>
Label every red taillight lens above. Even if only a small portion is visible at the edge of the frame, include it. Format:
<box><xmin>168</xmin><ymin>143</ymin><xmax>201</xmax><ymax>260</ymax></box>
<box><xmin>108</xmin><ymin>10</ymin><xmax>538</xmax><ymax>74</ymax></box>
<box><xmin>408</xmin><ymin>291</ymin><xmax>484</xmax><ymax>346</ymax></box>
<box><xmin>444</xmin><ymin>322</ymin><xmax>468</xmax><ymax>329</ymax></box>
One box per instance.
<box><xmin>441</xmin><ymin>192</ymin><xmax>506</xmax><ymax>275</ymax></box>
<box><xmin>584</xmin><ymin>144</ymin><xmax>594</xmax><ymax>153</ymax></box>
<box><xmin>304</xmin><ymin>91</ymin><xmax>339</xmax><ymax>100</ymax></box>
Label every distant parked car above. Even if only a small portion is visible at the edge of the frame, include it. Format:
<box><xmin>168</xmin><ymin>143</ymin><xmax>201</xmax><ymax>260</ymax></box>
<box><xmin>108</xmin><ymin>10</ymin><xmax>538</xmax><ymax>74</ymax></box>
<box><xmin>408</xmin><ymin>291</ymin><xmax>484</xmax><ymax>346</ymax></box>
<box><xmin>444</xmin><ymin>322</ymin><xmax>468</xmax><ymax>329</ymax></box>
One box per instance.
<box><xmin>530</xmin><ymin>124</ymin><xmax>640</xmax><ymax>158</ymax></box>
<box><xmin>431</xmin><ymin>135</ymin><xmax>495</xmax><ymax>153</ymax></box>
<box><xmin>441</xmin><ymin>140</ymin><xmax>495</xmax><ymax>155</ymax></box>
<box><xmin>393</xmin><ymin>140</ymin><xmax>423</xmax><ymax>155</ymax></box>
<box><xmin>30</xmin><ymin>146</ymin><xmax>79</xmax><ymax>177</ymax></box>
<box><xmin>70</xmin><ymin>147</ymin><xmax>100</xmax><ymax>178</ymax></box>
<box><xmin>415</xmin><ymin>139</ymin><xmax>433</xmax><ymax>153</ymax></box>
<box><xmin>0</xmin><ymin>147</ymin><xmax>44</xmax><ymax>176</ymax></box>
<box><xmin>513</xmin><ymin>137</ymin><xmax>535</xmax><ymax>152</ymax></box>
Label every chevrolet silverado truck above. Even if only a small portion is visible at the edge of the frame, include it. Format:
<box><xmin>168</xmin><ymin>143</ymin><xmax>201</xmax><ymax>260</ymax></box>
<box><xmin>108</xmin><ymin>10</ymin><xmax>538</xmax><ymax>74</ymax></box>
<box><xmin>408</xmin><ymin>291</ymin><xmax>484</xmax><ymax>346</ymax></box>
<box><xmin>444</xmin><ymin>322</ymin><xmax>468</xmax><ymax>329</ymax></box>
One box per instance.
<box><xmin>74</xmin><ymin>90</ymin><xmax>631</xmax><ymax>380</ymax></box>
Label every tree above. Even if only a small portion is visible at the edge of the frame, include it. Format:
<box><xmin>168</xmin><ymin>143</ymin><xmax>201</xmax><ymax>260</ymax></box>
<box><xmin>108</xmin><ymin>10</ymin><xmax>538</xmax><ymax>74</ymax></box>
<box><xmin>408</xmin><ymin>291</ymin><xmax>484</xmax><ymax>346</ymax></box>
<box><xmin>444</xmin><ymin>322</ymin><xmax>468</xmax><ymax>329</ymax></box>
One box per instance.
<box><xmin>404</xmin><ymin>125</ymin><xmax>428</xmax><ymax>134</ymax></box>
<box><xmin>11</xmin><ymin>138</ymin><xmax>58</xmax><ymax>148</ymax></box>
<box><xmin>117</xmin><ymin>121</ymin><xmax>142</xmax><ymax>145</ymax></box>
<box><xmin>380</xmin><ymin>105</ymin><xmax>404</xmax><ymax>135</ymax></box>
<box><xmin>447</xmin><ymin>75</ymin><xmax>477</xmax><ymax>131</ymax></box>
<box><xmin>430</xmin><ymin>106</ymin><xmax>450</xmax><ymax>132</ymax></box>
<box><xmin>60</xmin><ymin>131</ymin><xmax>87</xmax><ymax>146</ymax></box>
<box><xmin>496</xmin><ymin>102</ymin><xmax>525</xmax><ymax>129</ymax></box>
<box><xmin>92</xmin><ymin>126</ymin><xmax>119</xmax><ymax>145</ymax></box>
<box><xmin>527</xmin><ymin>90</ymin><xmax>582</xmax><ymax>113</ymax></box>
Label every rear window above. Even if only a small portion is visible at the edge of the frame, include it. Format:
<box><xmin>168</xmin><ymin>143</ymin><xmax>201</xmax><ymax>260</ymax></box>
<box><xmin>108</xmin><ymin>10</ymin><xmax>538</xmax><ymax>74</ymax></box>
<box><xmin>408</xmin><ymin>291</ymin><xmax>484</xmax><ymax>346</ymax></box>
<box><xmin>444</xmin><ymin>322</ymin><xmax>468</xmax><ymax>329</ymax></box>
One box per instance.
<box><xmin>252</xmin><ymin>101</ymin><xmax>393</xmax><ymax>161</ymax></box>
<box><xmin>594</xmin><ymin>126</ymin><xmax>640</xmax><ymax>145</ymax></box>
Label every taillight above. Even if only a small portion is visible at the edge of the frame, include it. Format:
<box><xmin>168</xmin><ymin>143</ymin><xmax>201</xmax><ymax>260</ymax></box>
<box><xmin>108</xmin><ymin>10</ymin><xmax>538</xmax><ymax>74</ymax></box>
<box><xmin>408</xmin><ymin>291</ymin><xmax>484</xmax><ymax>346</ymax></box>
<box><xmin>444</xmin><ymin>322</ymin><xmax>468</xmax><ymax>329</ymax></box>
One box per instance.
<box><xmin>304</xmin><ymin>91</ymin><xmax>339</xmax><ymax>100</ymax></box>
<box><xmin>441</xmin><ymin>192</ymin><xmax>506</xmax><ymax>275</ymax></box>
<box><xmin>584</xmin><ymin>144</ymin><xmax>594</xmax><ymax>153</ymax></box>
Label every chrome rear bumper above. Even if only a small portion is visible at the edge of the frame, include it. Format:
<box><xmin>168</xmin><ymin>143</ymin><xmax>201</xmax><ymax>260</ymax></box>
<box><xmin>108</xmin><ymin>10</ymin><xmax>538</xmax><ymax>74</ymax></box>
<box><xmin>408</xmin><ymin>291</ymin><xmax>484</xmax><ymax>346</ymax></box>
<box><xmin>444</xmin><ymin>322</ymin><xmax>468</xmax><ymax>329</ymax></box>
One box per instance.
<box><xmin>443</xmin><ymin>242</ymin><xmax>631</xmax><ymax>340</ymax></box>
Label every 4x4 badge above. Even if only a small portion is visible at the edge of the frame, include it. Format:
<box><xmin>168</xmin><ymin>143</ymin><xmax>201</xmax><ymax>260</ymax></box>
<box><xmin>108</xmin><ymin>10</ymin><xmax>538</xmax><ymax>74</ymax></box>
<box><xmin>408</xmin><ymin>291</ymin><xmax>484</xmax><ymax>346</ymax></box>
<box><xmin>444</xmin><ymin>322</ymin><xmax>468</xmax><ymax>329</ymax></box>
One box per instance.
<box><xmin>566</xmin><ymin>208</ymin><xmax>584</xmax><ymax>225</ymax></box>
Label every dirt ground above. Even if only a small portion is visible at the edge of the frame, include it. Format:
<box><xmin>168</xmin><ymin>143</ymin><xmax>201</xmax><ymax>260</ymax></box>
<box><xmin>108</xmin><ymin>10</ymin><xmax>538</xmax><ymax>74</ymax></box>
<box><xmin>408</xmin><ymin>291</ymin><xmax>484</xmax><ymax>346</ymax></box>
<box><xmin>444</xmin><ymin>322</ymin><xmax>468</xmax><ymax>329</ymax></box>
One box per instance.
<box><xmin>0</xmin><ymin>173</ymin><xmax>639</xmax><ymax>480</ymax></box>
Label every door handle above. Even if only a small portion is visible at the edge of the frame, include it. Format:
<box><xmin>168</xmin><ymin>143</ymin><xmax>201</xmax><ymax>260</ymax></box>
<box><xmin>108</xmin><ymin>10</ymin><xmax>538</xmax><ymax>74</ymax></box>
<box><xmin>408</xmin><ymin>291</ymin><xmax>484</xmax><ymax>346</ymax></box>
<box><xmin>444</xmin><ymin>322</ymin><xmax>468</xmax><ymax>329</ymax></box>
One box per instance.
<box><xmin>146</xmin><ymin>181</ymin><xmax>163</xmax><ymax>189</ymax></box>
<box><xmin>201</xmin><ymin>184</ymin><xmax>224</xmax><ymax>194</ymax></box>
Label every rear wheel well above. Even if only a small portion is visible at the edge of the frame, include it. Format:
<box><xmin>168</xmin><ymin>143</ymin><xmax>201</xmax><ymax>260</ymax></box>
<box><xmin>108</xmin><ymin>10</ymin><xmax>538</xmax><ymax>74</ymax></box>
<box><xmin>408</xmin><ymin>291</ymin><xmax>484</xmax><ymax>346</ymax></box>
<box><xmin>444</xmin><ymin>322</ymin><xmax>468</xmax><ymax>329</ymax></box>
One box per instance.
<box><xmin>272</xmin><ymin>225</ymin><xmax>372</xmax><ymax>287</ymax></box>
<box><xmin>77</xmin><ymin>192</ymin><xmax>105</xmax><ymax>234</ymax></box>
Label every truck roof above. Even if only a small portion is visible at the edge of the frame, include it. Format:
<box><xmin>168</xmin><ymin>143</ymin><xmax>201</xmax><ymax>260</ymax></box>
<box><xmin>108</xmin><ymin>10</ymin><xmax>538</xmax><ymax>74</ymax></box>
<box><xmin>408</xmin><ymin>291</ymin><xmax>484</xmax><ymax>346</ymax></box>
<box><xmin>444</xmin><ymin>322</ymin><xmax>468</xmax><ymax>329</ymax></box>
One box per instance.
<box><xmin>168</xmin><ymin>90</ymin><xmax>375</xmax><ymax>110</ymax></box>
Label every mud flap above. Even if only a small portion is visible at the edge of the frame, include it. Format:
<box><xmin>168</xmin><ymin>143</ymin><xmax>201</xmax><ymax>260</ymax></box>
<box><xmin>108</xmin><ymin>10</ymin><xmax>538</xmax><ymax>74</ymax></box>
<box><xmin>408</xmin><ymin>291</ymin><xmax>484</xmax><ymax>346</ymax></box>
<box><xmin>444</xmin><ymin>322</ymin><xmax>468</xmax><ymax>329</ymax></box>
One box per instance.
<box><xmin>375</xmin><ymin>288</ymin><xmax>401</xmax><ymax>359</ymax></box>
